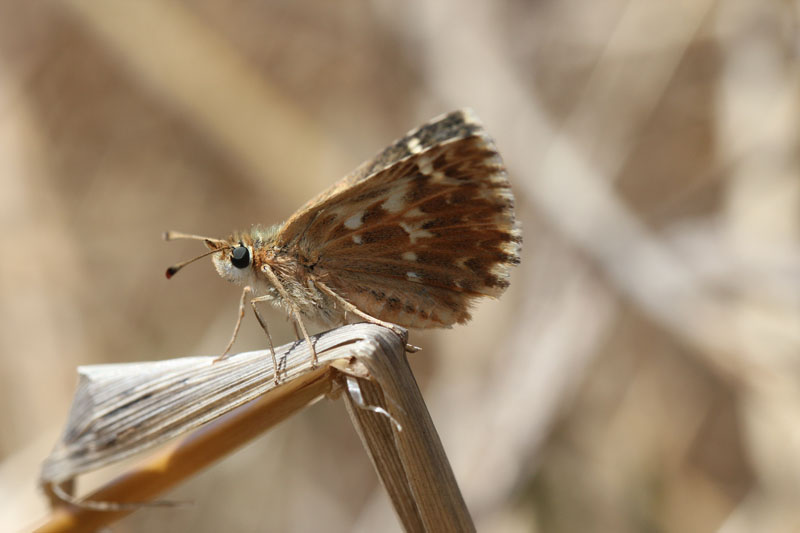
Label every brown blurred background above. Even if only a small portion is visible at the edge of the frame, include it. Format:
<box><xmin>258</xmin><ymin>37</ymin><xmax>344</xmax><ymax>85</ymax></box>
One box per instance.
<box><xmin>1</xmin><ymin>1</ymin><xmax>798</xmax><ymax>531</ymax></box>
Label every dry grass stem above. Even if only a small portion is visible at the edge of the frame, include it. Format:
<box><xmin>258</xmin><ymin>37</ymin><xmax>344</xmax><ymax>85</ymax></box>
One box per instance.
<box><xmin>35</xmin><ymin>324</ymin><xmax>470</xmax><ymax>533</ymax></box>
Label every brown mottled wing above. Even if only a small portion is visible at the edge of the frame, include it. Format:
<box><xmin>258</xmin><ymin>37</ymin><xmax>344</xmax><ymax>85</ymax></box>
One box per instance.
<box><xmin>276</xmin><ymin>109</ymin><xmax>521</xmax><ymax>329</ymax></box>
<box><xmin>288</xmin><ymin>111</ymin><xmax>489</xmax><ymax>221</ymax></box>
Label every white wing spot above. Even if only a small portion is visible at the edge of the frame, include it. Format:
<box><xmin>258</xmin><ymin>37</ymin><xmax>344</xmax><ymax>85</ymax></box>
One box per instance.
<box><xmin>402</xmin><ymin>251</ymin><xmax>417</xmax><ymax>261</ymax></box>
<box><xmin>381</xmin><ymin>185</ymin><xmax>407</xmax><ymax>213</ymax></box>
<box><xmin>406</xmin><ymin>272</ymin><xmax>422</xmax><ymax>282</ymax></box>
<box><xmin>404</xmin><ymin>207</ymin><xmax>425</xmax><ymax>218</ymax></box>
<box><xmin>352</xmin><ymin>234</ymin><xmax>362</xmax><ymax>244</ymax></box>
<box><xmin>461</xmin><ymin>109</ymin><xmax>480</xmax><ymax>125</ymax></box>
<box><xmin>417</xmin><ymin>155</ymin><xmax>434</xmax><ymax>176</ymax></box>
<box><xmin>399</xmin><ymin>221</ymin><xmax>434</xmax><ymax>244</ymax></box>
<box><xmin>407</xmin><ymin>137</ymin><xmax>422</xmax><ymax>154</ymax></box>
<box><xmin>344</xmin><ymin>212</ymin><xmax>364</xmax><ymax>229</ymax></box>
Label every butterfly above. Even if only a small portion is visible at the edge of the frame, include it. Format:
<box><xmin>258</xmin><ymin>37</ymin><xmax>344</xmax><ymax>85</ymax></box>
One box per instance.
<box><xmin>165</xmin><ymin>109</ymin><xmax>521</xmax><ymax>375</ymax></box>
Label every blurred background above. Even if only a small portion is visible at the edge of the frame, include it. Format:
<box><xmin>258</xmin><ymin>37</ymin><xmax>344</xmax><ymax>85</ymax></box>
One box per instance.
<box><xmin>1</xmin><ymin>1</ymin><xmax>798</xmax><ymax>531</ymax></box>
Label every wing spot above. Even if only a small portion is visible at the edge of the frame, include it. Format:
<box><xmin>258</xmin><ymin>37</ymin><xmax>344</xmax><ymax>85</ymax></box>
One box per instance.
<box><xmin>417</xmin><ymin>155</ymin><xmax>434</xmax><ymax>176</ymax></box>
<box><xmin>381</xmin><ymin>186</ymin><xmax>408</xmax><ymax>213</ymax></box>
<box><xmin>344</xmin><ymin>212</ymin><xmax>364</xmax><ymax>229</ymax></box>
<box><xmin>399</xmin><ymin>221</ymin><xmax>434</xmax><ymax>244</ymax></box>
<box><xmin>401</xmin><ymin>251</ymin><xmax>418</xmax><ymax>261</ymax></box>
<box><xmin>406</xmin><ymin>272</ymin><xmax>422</xmax><ymax>282</ymax></box>
<box><xmin>407</xmin><ymin>137</ymin><xmax>423</xmax><ymax>154</ymax></box>
<box><xmin>352</xmin><ymin>234</ymin><xmax>363</xmax><ymax>244</ymax></box>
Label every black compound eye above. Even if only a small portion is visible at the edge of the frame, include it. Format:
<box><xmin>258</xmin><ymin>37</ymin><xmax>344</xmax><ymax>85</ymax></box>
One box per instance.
<box><xmin>230</xmin><ymin>245</ymin><xmax>250</xmax><ymax>269</ymax></box>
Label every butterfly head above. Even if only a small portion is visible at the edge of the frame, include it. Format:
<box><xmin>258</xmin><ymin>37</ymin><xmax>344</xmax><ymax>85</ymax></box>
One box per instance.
<box><xmin>207</xmin><ymin>236</ymin><xmax>256</xmax><ymax>286</ymax></box>
<box><xmin>163</xmin><ymin>230</ymin><xmax>256</xmax><ymax>286</ymax></box>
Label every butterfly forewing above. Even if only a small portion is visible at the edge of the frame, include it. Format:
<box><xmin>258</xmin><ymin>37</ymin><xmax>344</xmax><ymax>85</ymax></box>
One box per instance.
<box><xmin>274</xmin><ymin>109</ymin><xmax>521</xmax><ymax>328</ymax></box>
<box><xmin>282</xmin><ymin>109</ymin><xmax>487</xmax><ymax>226</ymax></box>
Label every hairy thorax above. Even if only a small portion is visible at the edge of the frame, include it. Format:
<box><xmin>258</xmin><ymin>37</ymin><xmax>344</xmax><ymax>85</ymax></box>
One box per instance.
<box><xmin>245</xmin><ymin>230</ymin><xmax>343</xmax><ymax>328</ymax></box>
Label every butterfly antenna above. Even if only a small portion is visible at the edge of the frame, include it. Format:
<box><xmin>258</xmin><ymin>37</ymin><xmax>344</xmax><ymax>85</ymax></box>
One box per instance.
<box><xmin>163</xmin><ymin>230</ymin><xmax>231</xmax><ymax>279</ymax></box>
<box><xmin>165</xmin><ymin>247</ymin><xmax>231</xmax><ymax>279</ymax></box>
<box><xmin>163</xmin><ymin>230</ymin><xmax>227</xmax><ymax>246</ymax></box>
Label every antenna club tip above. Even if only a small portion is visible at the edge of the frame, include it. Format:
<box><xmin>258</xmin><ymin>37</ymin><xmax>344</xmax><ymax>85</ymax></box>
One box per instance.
<box><xmin>163</xmin><ymin>231</ymin><xmax>174</xmax><ymax>241</ymax></box>
<box><xmin>165</xmin><ymin>267</ymin><xmax>178</xmax><ymax>279</ymax></box>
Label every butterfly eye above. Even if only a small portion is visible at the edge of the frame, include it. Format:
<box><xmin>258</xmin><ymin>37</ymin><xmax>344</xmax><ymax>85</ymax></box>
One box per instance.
<box><xmin>231</xmin><ymin>245</ymin><xmax>250</xmax><ymax>269</ymax></box>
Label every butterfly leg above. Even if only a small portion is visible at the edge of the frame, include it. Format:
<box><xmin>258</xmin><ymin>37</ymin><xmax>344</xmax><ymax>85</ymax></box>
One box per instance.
<box><xmin>248</xmin><ymin>295</ymin><xmax>281</xmax><ymax>382</ymax></box>
<box><xmin>313</xmin><ymin>280</ymin><xmax>419</xmax><ymax>352</ymax></box>
<box><xmin>261</xmin><ymin>265</ymin><xmax>318</xmax><ymax>367</ymax></box>
<box><xmin>216</xmin><ymin>285</ymin><xmax>252</xmax><ymax>361</ymax></box>
<box><xmin>313</xmin><ymin>280</ymin><xmax>405</xmax><ymax>337</ymax></box>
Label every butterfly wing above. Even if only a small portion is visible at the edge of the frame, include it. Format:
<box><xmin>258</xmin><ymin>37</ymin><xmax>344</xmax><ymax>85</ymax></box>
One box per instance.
<box><xmin>275</xmin><ymin>109</ymin><xmax>521</xmax><ymax>328</ymax></box>
<box><xmin>283</xmin><ymin>109</ymin><xmax>488</xmax><ymax>224</ymax></box>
